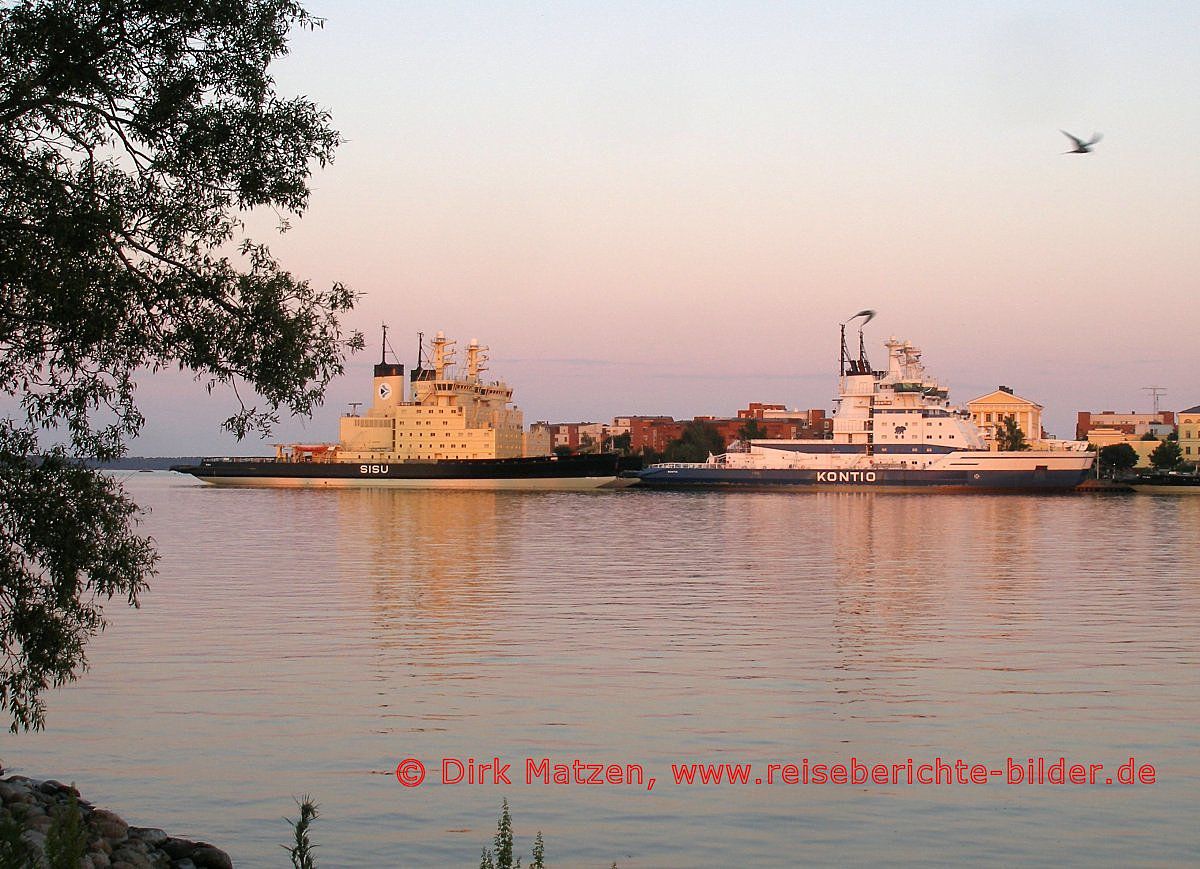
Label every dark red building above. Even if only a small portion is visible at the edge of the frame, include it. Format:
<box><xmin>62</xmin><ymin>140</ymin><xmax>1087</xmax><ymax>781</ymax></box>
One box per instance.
<box><xmin>628</xmin><ymin>405</ymin><xmax>830</xmax><ymax>454</ymax></box>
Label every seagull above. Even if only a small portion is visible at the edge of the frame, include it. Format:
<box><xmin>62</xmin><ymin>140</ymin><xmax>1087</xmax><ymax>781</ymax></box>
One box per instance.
<box><xmin>1061</xmin><ymin>130</ymin><xmax>1102</xmax><ymax>153</ymax></box>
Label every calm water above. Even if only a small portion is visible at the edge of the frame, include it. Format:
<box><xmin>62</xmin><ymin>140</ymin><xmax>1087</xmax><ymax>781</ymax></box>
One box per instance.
<box><xmin>6</xmin><ymin>474</ymin><xmax>1199</xmax><ymax>867</ymax></box>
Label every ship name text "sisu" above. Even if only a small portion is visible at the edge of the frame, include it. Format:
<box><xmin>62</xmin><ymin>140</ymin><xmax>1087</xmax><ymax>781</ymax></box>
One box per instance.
<box><xmin>360</xmin><ymin>465</ymin><xmax>390</xmax><ymax>475</ymax></box>
<box><xmin>816</xmin><ymin>471</ymin><xmax>877</xmax><ymax>483</ymax></box>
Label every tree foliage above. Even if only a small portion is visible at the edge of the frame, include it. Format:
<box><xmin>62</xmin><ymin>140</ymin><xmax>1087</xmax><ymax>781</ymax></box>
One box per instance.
<box><xmin>994</xmin><ymin>415</ymin><xmax>1029</xmax><ymax>451</ymax></box>
<box><xmin>663</xmin><ymin>421</ymin><xmax>726</xmax><ymax>463</ymax></box>
<box><xmin>1149</xmin><ymin>439</ymin><xmax>1183</xmax><ymax>470</ymax></box>
<box><xmin>737</xmin><ymin>418</ymin><xmax>767</xmax><ymax>442</ymax></box>
<box><xmin>1097</xmin><ymin>442</ymin><xmax>1139</xmax><ymax>477</ymax></box>
<box><xmin>1</xmin><ymin>0</ymin><xmax>361</xmax><ymax>730</ymax></box>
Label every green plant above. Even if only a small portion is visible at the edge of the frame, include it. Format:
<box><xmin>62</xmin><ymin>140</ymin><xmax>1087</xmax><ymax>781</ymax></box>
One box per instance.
<box><xmin>1098</xmin><ymin>442</ymin><xmax>1139</xmax><ymax>477</ymax></box>
<box><xmin>663</xmin><ymin>421</ymin><xmax>726</xmax><ymax>463</ymax></box>
<box><xmin>1149</xmin><ymin>440</ymin><xmax>1184</xmax><ymax>470</ymax></box>
<box><xmin>45</xmin><ymin>792</ymin><xmax>87</xmax><ymax>869</ymax></box>
<box><xmin>479</xmin><ymin>801</ymin><xmax>550</xmax><ymax>869</ymax></box>
<box><xmin>0</xmin><ymin>807</ymin><xmax>38</xmax><ymax>868</ymax></box>
<box><xmin>995</xmin><ymin>416</ymin><xmax>1030</xmax><ymax>451</ymax></box>
<box><xmin>285</xmin><ymin>796</ymin><xmax>319</xmax><ymax>869</ymax></box>
<box><xmin>737</xmin><ymin>419</ymin><xmax>767</xmax><ymax>441</ymax></box>
<box><xmin>492</xmin><ymin>799</ymin><xmax>515</xmax><ymax>869</ymax></box>
<box><xmin>531</xmin><ymin>831</ymin><xmax>545</xmax><ymax>869</ymax></box>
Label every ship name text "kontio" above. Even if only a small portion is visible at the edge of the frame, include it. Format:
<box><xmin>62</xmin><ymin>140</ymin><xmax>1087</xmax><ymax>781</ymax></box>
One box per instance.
<box><xmin>816</xmin><ymin>471</ymin><xmax>877</xmax><ymax>482</ymax></box>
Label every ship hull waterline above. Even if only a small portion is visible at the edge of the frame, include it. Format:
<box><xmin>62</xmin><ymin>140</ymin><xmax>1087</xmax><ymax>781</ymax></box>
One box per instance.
<box><xmin>173</xmin><ymin>455</ymin><xmax>628</xmax><ymax>491</ymax></box>
<box><xmin>1127</xmin><ymin>483</ymin><xmax>1200</xmax><ymax>495</ymax></box>
<box><xmin>636</xmin><ymin>466</ymin><xmax>1093</xmax><ymax>493</ymax></box>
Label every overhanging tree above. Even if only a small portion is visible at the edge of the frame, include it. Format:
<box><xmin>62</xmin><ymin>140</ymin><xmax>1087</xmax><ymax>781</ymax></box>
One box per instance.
<box><xmin>1</xmin><ymin>0</ymin><xmax>362</xmax><ymax>730</ymax></box>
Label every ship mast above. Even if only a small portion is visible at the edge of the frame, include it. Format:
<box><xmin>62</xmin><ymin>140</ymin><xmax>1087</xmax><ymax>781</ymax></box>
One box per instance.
<box><xmin>838</xmin><ymin>309</ymin><xmax>877</xmax><ymax>457</ymax></box>
<box><xmin>839</xmin><ymin>309</ymin><xmax>876</xmax><ymax>380</ymax></box>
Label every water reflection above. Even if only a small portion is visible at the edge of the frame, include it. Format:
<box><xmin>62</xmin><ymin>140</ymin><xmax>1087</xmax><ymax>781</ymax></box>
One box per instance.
<box><xmin>336</xmin><ymin>489</ymin><xmax>507</xmax><ymax>629</ymax></box>
<box><xmin>8</xmin><ymin>478</ymin><xmax>1199</xmax><ymax>867</ymax></box>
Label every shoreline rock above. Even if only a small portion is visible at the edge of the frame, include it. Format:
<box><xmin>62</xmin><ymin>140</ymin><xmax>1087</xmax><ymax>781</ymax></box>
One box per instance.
<box><xmin>0</xmin><ymin>772</ymin><xmax>233</xmax><ymax>869</ymax></box>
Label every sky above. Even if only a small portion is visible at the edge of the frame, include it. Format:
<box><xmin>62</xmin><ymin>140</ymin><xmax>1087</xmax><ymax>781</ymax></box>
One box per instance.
<box><xmin>121</xmin><ymin>0</ymin><xmax>1199</xmax><ymax>454</ymax></box>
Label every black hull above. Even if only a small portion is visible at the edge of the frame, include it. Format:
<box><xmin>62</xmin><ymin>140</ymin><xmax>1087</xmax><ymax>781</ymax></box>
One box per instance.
<box><xmin>1125</xmin><ymin>472</ymin><xmax>1200</xmax><ymax>492</ymax></box>
<box><xmin>636</xmin><ymin>466</ymin><xmax>1091</xmax><ymax>492</ymax></box>
<box><xmin>173</xmin><ymin>453</ymin><xmax>636</xmax><ymax>489</ymax></box>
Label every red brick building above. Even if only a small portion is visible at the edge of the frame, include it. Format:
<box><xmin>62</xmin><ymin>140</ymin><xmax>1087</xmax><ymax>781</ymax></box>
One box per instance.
<box><xmin>1076</xmin><ymin>410</ymin><xmax>1174</xmax><ymax>441</ymax></box>
<box><xmin>628</xmin><ymin>417</ymin><xmax>684</xmax><ymax>454</ymax></box>
<box><xmin>628</xmin><ymin>405</ymin><xmax>830</xmax><ymax>454</ymax></box>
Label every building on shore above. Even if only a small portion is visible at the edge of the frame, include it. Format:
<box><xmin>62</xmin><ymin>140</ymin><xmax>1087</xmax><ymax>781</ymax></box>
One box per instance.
<box><xmin>1076</xmin><ymin>410</ymin><xmax>1175</xmax><ymax>441</ymax></box>
<box><xmin>627</xmin><ymin>416</ymin><xmax>684</xmax><ymax>454</ymax></box>
<box><xmin>966</xmin><ymin>386</ymin><xmax>1047</xmax><ymax>449</ymax></box>
<box><xmin>531</xmin><ymin>421</ymin><xmax>612</xmax><ymax>451</ymax></box>
<box><xmin>626</xmin><ymin>405</ymin><xmax>830</xmax><ymax>455</ymax></box>
<box><xmin>1074</xmin><ymin>408</ymin><xmax>1179</xmax><ymax>469</ymax></box>
<box><xmin>1178</xmin><ymin>405</ymin><xmax>1200</xmax><ymax>464</ymax></box>
<box><xmin>534</xmin><ymin>407</ymin><xmax>831</xmax><ymax>456</ymax></box>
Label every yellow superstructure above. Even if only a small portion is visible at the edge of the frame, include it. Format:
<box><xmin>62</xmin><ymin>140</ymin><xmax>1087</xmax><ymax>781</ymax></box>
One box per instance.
<box><xmin>283</xmin><ymin>331</ymin><xmax>550</xmax><ymax>463</ymax></box>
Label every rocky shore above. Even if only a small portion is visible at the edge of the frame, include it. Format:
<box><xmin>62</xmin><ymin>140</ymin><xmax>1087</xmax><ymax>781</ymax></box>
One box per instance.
<box><xmin>0</xmin><ymin>772</ymin><xmax>233</xmax><ymax>869</ymax></box>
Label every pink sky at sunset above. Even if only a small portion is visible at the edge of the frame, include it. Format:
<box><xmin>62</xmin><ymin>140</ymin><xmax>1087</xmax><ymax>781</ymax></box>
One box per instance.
<box><xmin>120</xmin><ymin>1</ymin><xmax>1199</xmax><ymax>454</ymax></box>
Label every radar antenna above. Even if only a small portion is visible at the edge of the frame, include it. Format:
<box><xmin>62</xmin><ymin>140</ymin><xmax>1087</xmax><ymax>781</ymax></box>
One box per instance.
<box><xmin>1142</xmin><ymin>386</ymin><xmax>1167</xmax><ymax>415</ymax></box>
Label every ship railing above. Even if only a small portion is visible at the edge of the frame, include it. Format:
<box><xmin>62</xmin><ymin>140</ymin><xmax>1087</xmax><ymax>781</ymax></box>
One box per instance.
<box><xmin>201</xmin><ymin>456</ymin><xmax>277</xmax><ymax>463</ymax></box>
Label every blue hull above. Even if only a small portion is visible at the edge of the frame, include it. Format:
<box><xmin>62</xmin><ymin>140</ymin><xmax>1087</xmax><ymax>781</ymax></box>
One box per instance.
<box><xmin>635</xmin><ymin>466</ymin><xmax>1091</xmax><ymax>492</ymax></box>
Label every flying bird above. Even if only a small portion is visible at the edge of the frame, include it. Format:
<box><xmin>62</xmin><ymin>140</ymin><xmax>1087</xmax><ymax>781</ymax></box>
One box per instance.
<box><xmin>1061</xmin><ymin>130</ymin><xmax>1102</xmax><ymax>153</ymax></box>
<box><xmin>843</xmin><ymin>309</ymin><xmax>876</xmax><ymax>326</ymax></box>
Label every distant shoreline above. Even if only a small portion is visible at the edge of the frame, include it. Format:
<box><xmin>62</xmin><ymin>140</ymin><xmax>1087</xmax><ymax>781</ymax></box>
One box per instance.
<box><xmin>90</xmin><ymin>457</ymin><xmax>204</xmax><ymax>470</ymax></box>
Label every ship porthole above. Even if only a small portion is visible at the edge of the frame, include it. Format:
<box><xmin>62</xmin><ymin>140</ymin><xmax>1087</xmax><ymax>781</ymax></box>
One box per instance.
<box><xmin>973</xmin><ymin>473</ymin><xmax>981</xmax><ymax>480</ymax></box>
